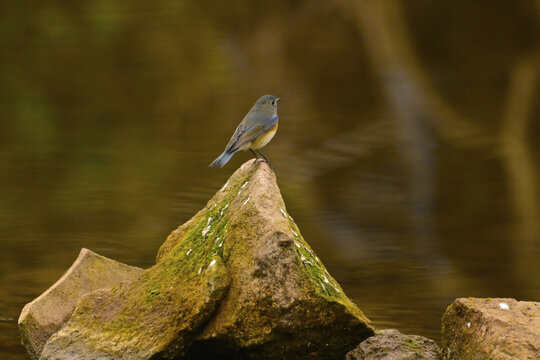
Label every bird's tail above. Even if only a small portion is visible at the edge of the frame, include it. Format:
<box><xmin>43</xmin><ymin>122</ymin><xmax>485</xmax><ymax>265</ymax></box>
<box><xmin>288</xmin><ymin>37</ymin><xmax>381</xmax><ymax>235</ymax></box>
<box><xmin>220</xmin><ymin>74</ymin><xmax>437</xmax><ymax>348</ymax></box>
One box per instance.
<box><xmin>209</xmin><ymin>151</ymin><xmax>235</xmax><ymax>168</ymax></box>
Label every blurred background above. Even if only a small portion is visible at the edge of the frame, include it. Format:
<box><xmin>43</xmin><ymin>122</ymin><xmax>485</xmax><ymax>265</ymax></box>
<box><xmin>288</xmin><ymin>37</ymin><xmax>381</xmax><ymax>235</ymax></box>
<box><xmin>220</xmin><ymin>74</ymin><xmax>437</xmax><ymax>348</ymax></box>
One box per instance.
<box><xmin>1</xmin><ymin>0</ymin><xmax>539</xmax><ymax>357</ymax></box>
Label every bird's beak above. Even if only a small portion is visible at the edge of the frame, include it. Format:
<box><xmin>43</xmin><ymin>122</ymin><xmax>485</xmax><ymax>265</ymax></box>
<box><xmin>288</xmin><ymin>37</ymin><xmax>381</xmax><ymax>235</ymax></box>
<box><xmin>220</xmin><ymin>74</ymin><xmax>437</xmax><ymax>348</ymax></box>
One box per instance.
<box><xmin>276</xmin><ymin>98</ymin><xmax>281</xmax><ymax>103</ymax></box>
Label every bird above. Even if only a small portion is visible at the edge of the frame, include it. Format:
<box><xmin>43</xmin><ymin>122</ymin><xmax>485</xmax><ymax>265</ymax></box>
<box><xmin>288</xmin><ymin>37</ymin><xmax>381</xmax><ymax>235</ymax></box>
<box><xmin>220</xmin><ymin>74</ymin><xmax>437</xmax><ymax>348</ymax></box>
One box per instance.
<box><xmin>209</xmin><ymin>95</ymin><xmax>280</xmax><ymax>168</ymax></box>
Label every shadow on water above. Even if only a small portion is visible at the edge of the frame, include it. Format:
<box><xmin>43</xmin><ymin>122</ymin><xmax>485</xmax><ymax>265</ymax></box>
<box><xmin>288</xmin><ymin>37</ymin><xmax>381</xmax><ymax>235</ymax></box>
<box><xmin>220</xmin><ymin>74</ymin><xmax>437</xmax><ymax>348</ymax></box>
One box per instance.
<box><xmin>1</xmin><ymin>0</ymin><xmax>539</xmax><ymax>357</ymax></box>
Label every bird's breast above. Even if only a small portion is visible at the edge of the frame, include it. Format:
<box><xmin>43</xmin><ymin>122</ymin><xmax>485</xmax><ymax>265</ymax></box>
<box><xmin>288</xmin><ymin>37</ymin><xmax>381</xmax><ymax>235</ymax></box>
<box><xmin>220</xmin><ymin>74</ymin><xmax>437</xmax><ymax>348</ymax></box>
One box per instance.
<box><xmin>249</xmin><ymin>122</ymin><xmax>278</xmax><ymax>149</ymax></box>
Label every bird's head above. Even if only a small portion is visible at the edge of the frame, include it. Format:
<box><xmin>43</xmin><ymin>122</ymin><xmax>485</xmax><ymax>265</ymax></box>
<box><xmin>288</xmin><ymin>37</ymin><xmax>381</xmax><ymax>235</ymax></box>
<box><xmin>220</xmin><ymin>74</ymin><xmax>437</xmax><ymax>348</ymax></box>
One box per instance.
<box><xmin>255</xmin><ymin>95</ymin><xmax>281</xmax><ymax>111</ymax></box>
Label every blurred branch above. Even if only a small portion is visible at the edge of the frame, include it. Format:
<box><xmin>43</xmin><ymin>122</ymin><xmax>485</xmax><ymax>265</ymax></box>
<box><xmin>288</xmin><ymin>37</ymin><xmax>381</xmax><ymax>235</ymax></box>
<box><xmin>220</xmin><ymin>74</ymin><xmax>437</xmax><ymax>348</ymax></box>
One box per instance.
<box><xmin>500</xmin><ymin>55</ymin><xmax>540</xmax><ymax>290</ymax></box>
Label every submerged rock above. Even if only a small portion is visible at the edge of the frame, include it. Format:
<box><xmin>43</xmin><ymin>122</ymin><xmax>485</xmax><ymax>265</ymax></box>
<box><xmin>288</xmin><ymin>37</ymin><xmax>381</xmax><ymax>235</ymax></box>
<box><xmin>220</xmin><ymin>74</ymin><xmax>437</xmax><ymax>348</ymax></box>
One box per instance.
<box><xmin>39</xmin><ymin>160</ymin><xmax>374</xmax><ymax>359</ymax></box>
<box><xmin>441</xmin><ymin>297</ymin><xmax>540</xmax><ymax>360</ymax></box>
<box><xmin>18</xmin><ymin>248</ymin><xmax>142</xmax><ymax>359</ymax></box>
<box><xmin>345</xmin><ymin>329</ymin><xmax>441</xmax><ymax>360</ymax></box>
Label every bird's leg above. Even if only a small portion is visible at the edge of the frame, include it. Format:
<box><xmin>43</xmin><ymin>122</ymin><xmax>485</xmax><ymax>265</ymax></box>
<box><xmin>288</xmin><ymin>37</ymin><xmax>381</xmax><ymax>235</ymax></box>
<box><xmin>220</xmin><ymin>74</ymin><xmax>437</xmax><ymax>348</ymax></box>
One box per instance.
<box><xmin>249</xmin><ymin>149</ymin><xmax>260</xmax><ymax>161</ymax></box>
<box><xmin>257</xmin><ymin>150</ymin><xmax>272</xmax><ymax>168</ymax></box>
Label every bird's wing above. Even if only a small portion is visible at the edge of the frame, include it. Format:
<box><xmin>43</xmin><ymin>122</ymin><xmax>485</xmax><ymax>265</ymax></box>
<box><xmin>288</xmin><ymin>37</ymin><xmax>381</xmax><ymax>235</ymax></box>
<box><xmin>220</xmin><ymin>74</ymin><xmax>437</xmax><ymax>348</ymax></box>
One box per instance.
<box><xmin>225</xmin><ymin>114</ymin><xmax>277</xmax><ymax>153</ymax></box>
<box><xmin>225</xmin><ymin>124</ymin><xmax>266</xmax><ymax>153</ymax></box>
<box><xmin>242</xmin><ymin>112</ymin><xmax>277</xmax><ymax>129</ymax></box>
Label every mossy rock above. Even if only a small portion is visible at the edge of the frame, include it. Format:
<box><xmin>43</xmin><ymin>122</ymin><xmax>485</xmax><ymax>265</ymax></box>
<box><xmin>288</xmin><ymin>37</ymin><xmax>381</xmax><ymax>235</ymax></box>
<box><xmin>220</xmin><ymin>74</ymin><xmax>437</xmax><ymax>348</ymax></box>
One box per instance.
<box><xmin>40</xmin><ymin>160</ymin><xmax>374</xmax><ymax>359</ymax></box>
<box><xmin>41</xmin><ymin>231</ymin><xmax>230</xmax><ymax>359</ymax></box>
<box><xmin>18</xmin><ymin>248</ymin><xmax>142</xmax><ymax>359</ymax></box>
<box><xmin>345</xmin><ymin>329</ymin><xmax>441</xmax><ymax>360</ymax></box>
<box><xmin>441</xmin><ymin>297</ymin><xmax>540</xmax><ymax>360</ymax></box>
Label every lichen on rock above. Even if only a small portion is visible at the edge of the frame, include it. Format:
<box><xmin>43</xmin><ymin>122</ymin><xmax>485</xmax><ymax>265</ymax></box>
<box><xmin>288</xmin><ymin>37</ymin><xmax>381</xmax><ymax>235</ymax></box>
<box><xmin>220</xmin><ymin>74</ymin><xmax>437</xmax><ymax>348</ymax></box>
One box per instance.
<box><xmin>36</xmin><ymin>160</ymin><xmax>374</xmax><ymax>359</ymax></box>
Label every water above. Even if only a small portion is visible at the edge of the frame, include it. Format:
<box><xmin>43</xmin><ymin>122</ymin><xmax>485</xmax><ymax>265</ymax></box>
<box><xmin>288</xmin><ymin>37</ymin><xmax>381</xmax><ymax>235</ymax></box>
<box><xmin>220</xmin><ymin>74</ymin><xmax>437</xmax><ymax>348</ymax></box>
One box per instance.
<box><xmin>1</xmin><ymin>1</ymin><xmax>539</xmax><ymax>357</ymax></box>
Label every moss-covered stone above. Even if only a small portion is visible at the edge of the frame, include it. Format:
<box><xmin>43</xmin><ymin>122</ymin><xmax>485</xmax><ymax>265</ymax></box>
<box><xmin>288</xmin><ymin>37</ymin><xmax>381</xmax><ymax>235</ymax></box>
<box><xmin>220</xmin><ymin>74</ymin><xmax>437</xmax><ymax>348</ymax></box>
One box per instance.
<box><xmin>41</xmin><ymin>226</ymin><xmax>231</xmax><ymax>359</ymax></box>
<box><xmin>441</xmin><ymin>297</ymin><xmax>540</xmax><ymax>360</ymax></box>
<box><xmin>39</xmin><ymin>160</ymin><xmax>374</xmax><ymax>359</ymax></box>
<box><xmin>345</xmin><ymin>329</ymin><xmax>441</xmax><ymax>360</ymax></box>
<box><xmin>18</xmin><ymin>248</ymin><xmax>142</xmax><ymax>359</ymax></box>
<box><xmin>182</xmin><ymin>160</ymin><xmax>374</xmax><ymax>359</ymax></box>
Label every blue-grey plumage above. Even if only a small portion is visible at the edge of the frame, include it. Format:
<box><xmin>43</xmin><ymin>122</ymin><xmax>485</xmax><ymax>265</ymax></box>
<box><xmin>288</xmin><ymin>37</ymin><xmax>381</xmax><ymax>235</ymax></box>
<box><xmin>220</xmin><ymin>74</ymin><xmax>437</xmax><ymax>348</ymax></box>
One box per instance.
<box><xmin>209</xmin><ymin>95</ymin><xmax>280</xmax><ymax>168</ymax></box>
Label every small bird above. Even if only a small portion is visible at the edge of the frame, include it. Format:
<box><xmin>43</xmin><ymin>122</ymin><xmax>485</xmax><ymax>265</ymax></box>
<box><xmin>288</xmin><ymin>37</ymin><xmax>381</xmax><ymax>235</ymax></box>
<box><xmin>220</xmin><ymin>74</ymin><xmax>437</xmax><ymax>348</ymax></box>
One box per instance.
<box><xmin>209</xmin><ymin>95</ymin><xmax>280</xmax><ymax>168</ymax></box>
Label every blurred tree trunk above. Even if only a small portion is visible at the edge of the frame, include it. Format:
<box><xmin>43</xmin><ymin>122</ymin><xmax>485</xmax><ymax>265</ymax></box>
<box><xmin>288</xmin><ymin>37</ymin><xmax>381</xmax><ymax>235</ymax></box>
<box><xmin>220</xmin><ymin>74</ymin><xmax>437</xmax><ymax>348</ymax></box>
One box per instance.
<box><xmin>351</xmin><ymin>0</ymin><xmax>490</xmax><ymax>146</ymax></box>
<box><xmin>351</xmin><ymin>0</ymin><xmax>446</xmax><ymax>264</ymax></box>
<box><xmin>500</xmin><ymin>56</ymin><xmax>540</xmax><ymax>295</ymax></box>
<box><xmin>349</xmin><ymin>0</ymin><xmax>540</xmax><ymax>295</ymax></box>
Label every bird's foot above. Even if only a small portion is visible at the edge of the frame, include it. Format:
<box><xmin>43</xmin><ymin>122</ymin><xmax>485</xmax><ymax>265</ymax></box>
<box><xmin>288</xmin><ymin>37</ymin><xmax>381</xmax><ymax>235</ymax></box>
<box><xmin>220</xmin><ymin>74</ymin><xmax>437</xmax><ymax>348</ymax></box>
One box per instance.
<box><xmin>261</xmin><ymin>158</ymin><xmax>274</xmax><ymax>170</ymax></box>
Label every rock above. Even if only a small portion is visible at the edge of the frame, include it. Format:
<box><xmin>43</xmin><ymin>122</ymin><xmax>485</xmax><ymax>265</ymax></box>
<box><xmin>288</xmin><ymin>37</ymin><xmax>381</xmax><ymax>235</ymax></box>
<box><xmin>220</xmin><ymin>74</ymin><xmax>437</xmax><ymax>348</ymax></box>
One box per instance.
<box><xmin>40</xmin><ymin>160</ymin><xmax>374</xmax><ymax>359</ymax></box>
<box><xmin>41</xmin><ymin>243</ymin><xmax>231</xmax><ymax>359</ymax></box>
<box><xmin>441</xmin><ymin>297</ymin><xmax>540</xmax><ymax>360</ymax></box>
<box><xmin>18</xmin><ymin>248</ymin><xmax>142</xmax><ymax>359</ymax></box>
<box><xmin>345</xmin><ymin>329</ymin><xmax>441</xmax><ymax>360</ymax></box>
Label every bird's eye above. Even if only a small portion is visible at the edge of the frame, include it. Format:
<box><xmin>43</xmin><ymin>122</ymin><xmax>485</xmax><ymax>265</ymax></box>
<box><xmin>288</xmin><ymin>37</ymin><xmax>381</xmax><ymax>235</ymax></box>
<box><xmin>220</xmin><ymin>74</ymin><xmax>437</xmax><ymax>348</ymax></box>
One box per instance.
<box><xmin>271</xmin><ymin>100</ymin><xmax>275</xmax><ymax>105</ymax></box>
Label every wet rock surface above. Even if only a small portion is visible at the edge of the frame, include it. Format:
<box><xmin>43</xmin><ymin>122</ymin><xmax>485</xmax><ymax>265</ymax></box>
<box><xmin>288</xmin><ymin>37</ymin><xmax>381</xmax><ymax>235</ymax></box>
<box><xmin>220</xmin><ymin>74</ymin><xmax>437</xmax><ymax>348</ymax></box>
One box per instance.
<box><xmin>35</xmin><ymin>160</ymin><xmax>374</xmax><ymax>359</ymax></box>
<box><xmin>18</xmin><ymin>248</ymin><xmax>142</xmax><ymax>359</ymax></box>
<box><xmin>346</xmin><ymin>329</ymin><xmax>441</xmax><ymax>360</ymax></box>
<box><xmin>441</xmin><ymin>297</ymin><xmax>540</xmax><ymax>360</ymax></box>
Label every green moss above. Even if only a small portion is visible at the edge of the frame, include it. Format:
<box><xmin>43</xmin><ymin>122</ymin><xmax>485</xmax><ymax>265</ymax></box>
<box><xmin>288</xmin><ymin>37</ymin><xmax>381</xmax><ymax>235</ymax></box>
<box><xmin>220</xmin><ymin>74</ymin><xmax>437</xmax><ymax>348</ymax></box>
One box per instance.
<box><xmin>284</xmin><ymin>213</ymin><xmax>345</xmax><ymax>301</ymax></box>
<box><xmin>404</xmin><ymin>337</ymin><xmax>419</xmax><ymax>349</ymax></box>
<box><xmin>404</xmin><ymin>338</ymin><xmax>424</xmax><ymax>355</ymax></box>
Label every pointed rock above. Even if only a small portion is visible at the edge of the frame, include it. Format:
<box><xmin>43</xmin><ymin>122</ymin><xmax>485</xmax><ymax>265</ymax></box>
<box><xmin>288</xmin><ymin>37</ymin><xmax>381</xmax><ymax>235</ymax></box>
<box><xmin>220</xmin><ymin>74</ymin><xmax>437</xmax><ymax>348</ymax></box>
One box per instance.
<box><xmin>161</xmin><ymin>160</ymin><xmax>375</xmax><ymax>359</ymax></box>
<box><xmin>18</xmin><ymin>248</ymin><xmax>142</xmax><ymax>359</ymax></box>
<box><xmin>39</xmin><ymin>160</ymin><xmax>374</xmax><ymax>359</ymax></box>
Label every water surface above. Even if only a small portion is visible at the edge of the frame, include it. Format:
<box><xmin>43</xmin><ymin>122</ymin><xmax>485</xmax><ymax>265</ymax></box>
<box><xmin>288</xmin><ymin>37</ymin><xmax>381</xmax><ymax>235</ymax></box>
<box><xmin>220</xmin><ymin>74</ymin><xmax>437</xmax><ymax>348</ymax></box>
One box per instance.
<box><xmin>1</xmin><ymin>1</ymin><xmax>539</xmax><ymax>357</ymax></box>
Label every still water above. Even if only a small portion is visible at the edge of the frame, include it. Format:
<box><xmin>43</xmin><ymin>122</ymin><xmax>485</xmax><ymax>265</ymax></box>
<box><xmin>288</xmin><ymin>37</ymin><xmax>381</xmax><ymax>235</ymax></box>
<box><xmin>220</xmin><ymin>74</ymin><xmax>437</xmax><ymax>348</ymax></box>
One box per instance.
<box><xmin>1</xmin><ymin>1</ymin><xmax>539</xmax><ymax>358</ymax></box>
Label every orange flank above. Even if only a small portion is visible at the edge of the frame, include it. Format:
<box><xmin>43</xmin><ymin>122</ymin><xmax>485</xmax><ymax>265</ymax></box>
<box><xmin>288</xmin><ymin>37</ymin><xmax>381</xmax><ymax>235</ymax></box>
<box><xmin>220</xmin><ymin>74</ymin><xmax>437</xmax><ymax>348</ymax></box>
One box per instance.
<box><xmin>250</xmin><ymin>122</ymin><xmax>278</xmax><ymax>150</ymax></box>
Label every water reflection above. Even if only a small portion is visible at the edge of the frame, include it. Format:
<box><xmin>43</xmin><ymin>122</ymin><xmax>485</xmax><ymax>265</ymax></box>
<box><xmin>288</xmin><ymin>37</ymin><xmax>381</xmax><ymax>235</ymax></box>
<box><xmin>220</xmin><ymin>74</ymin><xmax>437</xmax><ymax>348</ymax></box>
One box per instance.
<box><xmin>1</xmin><ymin>0</ymin><xmax>539</xmax><ymax>357</ymax></box>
